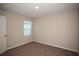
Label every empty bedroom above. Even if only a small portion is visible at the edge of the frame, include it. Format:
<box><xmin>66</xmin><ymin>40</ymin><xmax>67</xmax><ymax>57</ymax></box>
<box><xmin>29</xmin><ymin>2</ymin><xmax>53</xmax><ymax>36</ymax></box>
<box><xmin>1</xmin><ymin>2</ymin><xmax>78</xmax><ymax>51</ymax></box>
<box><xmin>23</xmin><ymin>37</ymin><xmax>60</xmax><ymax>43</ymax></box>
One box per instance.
<box><xmin>0</xmin><ymin>3</ymin><xmax>79</xmax><ymax>56</ymax></box>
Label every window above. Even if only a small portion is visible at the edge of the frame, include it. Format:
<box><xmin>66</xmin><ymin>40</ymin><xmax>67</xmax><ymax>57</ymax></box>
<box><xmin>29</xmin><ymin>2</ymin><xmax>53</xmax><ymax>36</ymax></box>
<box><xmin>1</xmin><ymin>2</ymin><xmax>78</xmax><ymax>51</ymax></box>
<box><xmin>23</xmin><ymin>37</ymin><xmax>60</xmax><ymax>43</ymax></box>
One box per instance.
<box><xmin>24</xmin><ymin>20</ymin><xmax>32</xmax><ymax>36</ymax></box>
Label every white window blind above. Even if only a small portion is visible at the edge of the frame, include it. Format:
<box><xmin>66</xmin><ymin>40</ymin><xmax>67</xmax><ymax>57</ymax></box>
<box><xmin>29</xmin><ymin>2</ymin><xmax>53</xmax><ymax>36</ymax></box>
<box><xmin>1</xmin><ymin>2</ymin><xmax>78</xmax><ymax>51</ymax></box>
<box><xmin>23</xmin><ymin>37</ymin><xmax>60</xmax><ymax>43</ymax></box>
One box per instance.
<box><xmin>24</xmin><ymin>20</ymin><xmax>32</xmax><ymax>36</ymax></box>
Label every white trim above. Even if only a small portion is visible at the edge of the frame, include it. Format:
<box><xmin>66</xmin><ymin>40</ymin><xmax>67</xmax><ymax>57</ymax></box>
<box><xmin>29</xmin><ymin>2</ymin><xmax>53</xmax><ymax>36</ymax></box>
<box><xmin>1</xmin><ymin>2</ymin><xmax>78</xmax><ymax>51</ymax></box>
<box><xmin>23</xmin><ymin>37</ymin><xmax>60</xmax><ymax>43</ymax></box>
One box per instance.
<box><xmin>35</xmin><ymin>40</ymin><xmax>78</xmax><ymax>53</ymax></box>
<box><xmin>7</xmin><ymin>40</ymin><xmax>33</xmax><ymax>50</ymax></box>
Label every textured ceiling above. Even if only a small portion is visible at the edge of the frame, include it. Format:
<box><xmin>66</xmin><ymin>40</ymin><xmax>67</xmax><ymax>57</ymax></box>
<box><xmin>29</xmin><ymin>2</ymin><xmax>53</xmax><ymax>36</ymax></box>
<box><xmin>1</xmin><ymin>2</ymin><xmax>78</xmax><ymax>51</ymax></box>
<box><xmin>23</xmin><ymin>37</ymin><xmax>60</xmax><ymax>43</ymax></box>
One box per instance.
<box><xmin>0</xmin><ymin>3</ymin><xmax>78</xmax><ymax>19</ymax></box>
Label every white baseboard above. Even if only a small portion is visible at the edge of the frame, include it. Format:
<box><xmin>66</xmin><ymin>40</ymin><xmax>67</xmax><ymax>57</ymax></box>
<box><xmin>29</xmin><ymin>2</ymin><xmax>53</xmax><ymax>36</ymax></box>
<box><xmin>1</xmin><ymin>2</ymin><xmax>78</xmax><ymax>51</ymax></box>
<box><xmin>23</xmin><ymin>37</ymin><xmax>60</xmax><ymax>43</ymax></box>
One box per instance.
<box><xmin>7</xmin><ymin>40</ymin><xmax>33</xmax><ymax>50</ymax></box>
<box><xmin>0</xmin><ymin>50</ymin><xmax>7</xmax><ymax>54</ymax></box>
<box><xmin>35</xmin><ymin>40</ymin><xmax>78</xmax><ymax>53</ymax></box>
<box><xmin>6</xmin><ymin>40</ymin><xmax>78</xmax><ymax>54</ymax></box>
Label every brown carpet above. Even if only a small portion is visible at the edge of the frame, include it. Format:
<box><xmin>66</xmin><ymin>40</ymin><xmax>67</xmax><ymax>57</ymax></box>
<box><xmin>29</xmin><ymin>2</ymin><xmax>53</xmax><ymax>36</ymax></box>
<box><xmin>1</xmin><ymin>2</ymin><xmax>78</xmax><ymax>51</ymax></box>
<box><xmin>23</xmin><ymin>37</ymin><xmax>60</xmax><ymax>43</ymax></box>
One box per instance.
<box><xmin>0</xmin><ymin>41</ymin><xmax>78</xmax><ymax>56</ymax></box>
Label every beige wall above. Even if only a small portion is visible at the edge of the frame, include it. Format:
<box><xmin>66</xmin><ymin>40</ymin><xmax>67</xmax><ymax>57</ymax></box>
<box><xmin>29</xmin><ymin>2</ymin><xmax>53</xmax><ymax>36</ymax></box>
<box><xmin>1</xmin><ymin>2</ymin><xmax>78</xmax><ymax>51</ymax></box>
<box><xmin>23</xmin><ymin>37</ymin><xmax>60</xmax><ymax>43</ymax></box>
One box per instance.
<box><xmin>33</xmin><ymin>10</ymin><xmax>78</xmax><ymax>52</ymax></box>
<box><xmin>0</xmin><ymin>10</ymin><xmax>32</xmax><ymax>49</ymax></box>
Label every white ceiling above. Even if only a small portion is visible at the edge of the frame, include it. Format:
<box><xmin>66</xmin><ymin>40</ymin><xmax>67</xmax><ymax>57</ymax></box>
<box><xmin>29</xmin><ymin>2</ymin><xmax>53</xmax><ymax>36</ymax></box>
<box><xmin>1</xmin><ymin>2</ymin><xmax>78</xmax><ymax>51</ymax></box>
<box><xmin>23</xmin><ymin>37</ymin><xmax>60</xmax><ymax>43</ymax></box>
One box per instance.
<box><xmin>0</xmin><ymin>3</ymin><xmax>78</xmax><ymax>19</ymax></box>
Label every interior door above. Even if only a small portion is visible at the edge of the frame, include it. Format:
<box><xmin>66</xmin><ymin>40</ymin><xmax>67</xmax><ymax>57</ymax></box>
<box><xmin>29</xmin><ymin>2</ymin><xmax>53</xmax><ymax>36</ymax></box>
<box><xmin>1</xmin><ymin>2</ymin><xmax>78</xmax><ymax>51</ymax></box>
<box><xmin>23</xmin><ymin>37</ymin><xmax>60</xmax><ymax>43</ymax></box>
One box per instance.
<box><xmin>0</xmin><ymin>15</ymin><xmax>7</xmax><ymax>54</ymax></box>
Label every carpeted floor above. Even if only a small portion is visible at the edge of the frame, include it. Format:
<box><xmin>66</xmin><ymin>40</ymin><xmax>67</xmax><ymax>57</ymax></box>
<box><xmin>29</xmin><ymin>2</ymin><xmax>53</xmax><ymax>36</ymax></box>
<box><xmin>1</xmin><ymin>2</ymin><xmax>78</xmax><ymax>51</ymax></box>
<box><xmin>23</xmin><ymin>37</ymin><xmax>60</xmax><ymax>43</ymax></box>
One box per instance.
<box><xmin>0</xmin><ymin>41</ymin><xmax>78</xmax><ymax>56</ymax></box>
